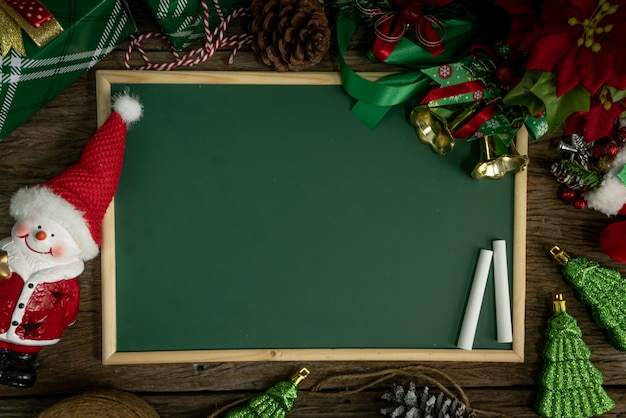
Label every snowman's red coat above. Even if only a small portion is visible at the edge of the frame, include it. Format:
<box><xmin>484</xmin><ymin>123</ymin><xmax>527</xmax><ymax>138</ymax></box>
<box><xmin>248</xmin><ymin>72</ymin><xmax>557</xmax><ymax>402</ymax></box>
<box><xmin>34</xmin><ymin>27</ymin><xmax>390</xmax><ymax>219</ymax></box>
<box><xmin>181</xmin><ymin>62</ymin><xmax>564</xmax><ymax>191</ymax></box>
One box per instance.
<box><xmin>0</xmin><ymin>271</ymin><xmax>80</xmax><ymax>350</ymax></box>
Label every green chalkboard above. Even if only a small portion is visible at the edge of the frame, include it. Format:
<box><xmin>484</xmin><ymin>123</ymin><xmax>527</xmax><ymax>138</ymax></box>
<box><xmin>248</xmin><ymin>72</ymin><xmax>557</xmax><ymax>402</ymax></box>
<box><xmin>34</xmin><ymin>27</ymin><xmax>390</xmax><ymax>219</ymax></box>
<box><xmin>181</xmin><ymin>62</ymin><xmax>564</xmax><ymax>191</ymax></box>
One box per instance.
<box><xmin>97</xmin><ymin>71</ymin><xmax>526</xmax><ymax>364</ymax></box>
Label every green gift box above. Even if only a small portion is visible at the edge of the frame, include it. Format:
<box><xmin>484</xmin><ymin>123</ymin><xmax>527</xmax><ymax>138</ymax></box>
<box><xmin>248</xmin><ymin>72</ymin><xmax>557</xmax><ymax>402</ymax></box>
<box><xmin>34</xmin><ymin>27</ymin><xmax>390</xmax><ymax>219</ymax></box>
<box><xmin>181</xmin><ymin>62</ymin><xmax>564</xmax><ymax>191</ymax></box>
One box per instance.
<box><xmin>145</xmin><ymin>0</ymin><xmax>248</xmax><ymax>51</ymax></box>
<box><xmin>0</xmin><ymin>0</ymin><xmax>135</xmax><ymax>140</ymax></box>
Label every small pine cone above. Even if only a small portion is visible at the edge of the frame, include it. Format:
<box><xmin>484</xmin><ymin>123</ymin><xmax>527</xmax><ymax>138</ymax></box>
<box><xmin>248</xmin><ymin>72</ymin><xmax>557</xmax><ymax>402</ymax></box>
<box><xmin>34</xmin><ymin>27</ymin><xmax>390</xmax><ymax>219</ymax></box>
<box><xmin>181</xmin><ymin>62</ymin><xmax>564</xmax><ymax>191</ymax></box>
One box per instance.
<box><xmin>249</xmin><ymin>0</ymin><xmax>331</xmax><ymax>72</ymax></box>
<box><xmin>380</xmin><ymin>384</ymin><xmax>476</xmax><ymax>418</ymax></box>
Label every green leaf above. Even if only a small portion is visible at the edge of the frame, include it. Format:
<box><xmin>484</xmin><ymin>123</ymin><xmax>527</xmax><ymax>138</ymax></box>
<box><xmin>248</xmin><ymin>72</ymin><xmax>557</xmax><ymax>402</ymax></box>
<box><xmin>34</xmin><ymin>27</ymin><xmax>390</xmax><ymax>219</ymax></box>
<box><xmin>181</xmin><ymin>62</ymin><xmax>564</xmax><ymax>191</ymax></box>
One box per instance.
<box><xmin>530</xmin><ymin>72</ymin><xmax>590</xmax><ymax>131</ymax></box>
<box><xmin>606</xmin><ymin>86</ymin><xmax>626</xmax><ymax>102</ymax></box>
<box><xmin>503</xmin><ymin>69</ymin><xmax>545</xmax><ymax>116</ymax></box>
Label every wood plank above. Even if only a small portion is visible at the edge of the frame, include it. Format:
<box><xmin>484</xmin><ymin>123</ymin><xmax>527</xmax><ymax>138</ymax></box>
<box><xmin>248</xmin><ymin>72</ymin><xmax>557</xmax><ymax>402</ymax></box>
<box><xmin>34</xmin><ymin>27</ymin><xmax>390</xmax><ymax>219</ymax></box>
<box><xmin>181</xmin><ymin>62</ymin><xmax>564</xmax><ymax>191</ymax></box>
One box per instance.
<box><xmin>0</xmin><ymin>387</ymin><xmax>625</xmax><ymax>417</ymax></box>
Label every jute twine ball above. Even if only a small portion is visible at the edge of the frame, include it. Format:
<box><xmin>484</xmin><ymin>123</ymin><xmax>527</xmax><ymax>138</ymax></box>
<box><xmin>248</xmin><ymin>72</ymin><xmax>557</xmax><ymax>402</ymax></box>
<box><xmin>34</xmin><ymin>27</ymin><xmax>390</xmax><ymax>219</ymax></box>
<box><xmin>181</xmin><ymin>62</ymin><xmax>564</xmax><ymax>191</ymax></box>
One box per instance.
<box><xmin>37</xmin><ymin>389</ymin><xmax>159</xmax><ymax>418</ymax></box>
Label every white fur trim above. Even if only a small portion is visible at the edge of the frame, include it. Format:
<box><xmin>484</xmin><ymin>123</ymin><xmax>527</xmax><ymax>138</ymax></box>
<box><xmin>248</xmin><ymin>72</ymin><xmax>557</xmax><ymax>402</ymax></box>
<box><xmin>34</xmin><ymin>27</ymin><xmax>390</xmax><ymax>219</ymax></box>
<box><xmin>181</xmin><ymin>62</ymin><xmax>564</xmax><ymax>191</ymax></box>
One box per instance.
<box><xmin>584</xmin><ymin>146</ymin><xmax>626</xmax><ymax>216</ymax></box>
<box><xmin>112</xmin><ymin>93</ymin><xmax>143</xmax><ymax>124</ymax></box>
<box><xmin>10</xmin><ymin>186</ymin><xmax>99</xmax><ymax>261</ymax></box>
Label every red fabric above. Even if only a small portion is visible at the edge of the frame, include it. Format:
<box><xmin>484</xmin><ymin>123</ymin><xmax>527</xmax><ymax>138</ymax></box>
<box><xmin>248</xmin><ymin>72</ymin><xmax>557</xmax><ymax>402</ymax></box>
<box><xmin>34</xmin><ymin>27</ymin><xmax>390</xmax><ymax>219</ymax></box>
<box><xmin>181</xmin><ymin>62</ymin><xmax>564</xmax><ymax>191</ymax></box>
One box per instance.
<box><xmin>372</xmin><ymin>15</ymin><xmax>406</xmax><ymax>62</ymax></box>
<box><xmin>420</xmin><ymin>81</ymin><xmax>485</xmax><ymax>104</ymax></box>
<box><xmin>46</xmin><ymin>112</ymin><xmax>128</xmax><ymax>246</ymax></box>
<box><xmin>452</xmin><ymin>101</ymin><xmax>501</xmax><ymax>139</ymax></box>
<box><xmin>5</xmin><ymin>0</ymin><xmax>52</xmax><ymax>28</ymax></box>
<box><xmin>601</xmin><ymin>220</ymin><xmax>626</xmax><ymax>263</ymax></box>
<box><xmin>415</xmin><ymin>16</ymin><xmax>444</xmax><ymax>56</ymax></box>
<box><xmin>0</xmin><ymin>272</ymin><xmax>80</xmax><ymax>345</ymax></box>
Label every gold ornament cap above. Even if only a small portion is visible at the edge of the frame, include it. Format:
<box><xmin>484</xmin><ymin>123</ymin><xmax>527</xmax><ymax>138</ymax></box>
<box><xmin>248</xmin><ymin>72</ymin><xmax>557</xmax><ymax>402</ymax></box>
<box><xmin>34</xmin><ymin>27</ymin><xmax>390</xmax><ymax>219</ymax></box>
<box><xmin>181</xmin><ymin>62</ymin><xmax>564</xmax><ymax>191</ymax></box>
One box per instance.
<box><xmin>553</xmin><ymin>293</ymin><xmax>567</xmax><ymax>313</ymax></box>
<box><xmin>291</xmin><ymin>368</ymin><xmax>310</xmax><ymax>386</ymax></box>
<box><xmin>549</xmin><ymin>245</ymin><xmax>570</xmax><ymax>265</ymax></box>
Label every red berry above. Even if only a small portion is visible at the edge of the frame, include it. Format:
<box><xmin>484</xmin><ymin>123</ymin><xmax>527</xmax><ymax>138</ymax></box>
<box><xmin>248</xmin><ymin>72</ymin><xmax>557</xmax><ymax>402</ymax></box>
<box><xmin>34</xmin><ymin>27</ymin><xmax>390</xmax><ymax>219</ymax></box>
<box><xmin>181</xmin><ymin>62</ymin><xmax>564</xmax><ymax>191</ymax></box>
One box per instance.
<box><xmin>559</xmin><ymin>188</ymin><xmax>577</xmax><ymax>202</ymax></box>
<box><xmin>592</xmin><ymin>143</ymin><xmax>606</xmax><ymax>157</ymax></box>
<box><xmin>389</xmin><ymin>0</ymin><xmax>407</xmax><ymax>6</ymax></box>
<box><xmin>400</xmin><ymin>0</ymin><xmax>423</xmax><ymax>24</ymax></box>
<box><xmin>573</xmin><ymin>198</ymin><xmax>587</xmax><ymax>209</ymax></box>
<box><xmin>605</xmin><ymin>142</ymin><xmax>619</xmax><ymax>158</ymax></box>
<box><xmin>495</xmin><ymin>61</ymin><xmax>515</xmax><ymax>85</ymax></box>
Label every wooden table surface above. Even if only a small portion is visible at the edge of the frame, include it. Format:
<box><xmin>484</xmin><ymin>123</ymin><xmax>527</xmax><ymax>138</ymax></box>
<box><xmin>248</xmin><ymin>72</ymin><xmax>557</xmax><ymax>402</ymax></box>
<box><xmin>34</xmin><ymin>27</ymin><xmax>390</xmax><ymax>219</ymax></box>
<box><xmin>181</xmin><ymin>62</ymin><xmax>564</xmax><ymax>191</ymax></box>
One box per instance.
<box><xmin>0</xmin><ymin>2</ymin><xmax>625</xmax><ymax>417</ymax></box>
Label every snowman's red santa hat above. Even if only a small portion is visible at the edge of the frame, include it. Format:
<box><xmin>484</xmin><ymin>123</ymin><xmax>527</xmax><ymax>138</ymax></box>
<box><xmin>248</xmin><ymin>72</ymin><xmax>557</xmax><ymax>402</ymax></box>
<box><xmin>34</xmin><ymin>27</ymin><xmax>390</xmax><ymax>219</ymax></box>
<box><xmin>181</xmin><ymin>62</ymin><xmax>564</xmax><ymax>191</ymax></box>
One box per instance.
<box><xmin>9</xmin><ymin>93</ymin><xmax>142</xmax><ymax>261</ymax></box>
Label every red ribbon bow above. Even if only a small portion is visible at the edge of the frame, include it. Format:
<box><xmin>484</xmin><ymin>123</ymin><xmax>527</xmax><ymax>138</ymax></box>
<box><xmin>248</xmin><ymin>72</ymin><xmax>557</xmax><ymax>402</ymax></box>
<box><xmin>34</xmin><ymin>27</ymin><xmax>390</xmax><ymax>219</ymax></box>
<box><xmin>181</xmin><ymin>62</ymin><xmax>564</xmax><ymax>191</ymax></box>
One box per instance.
<box><xmin>357</xmin><ymin>0</ymin><xmax>452</xmax><ymax>62</ymax></box>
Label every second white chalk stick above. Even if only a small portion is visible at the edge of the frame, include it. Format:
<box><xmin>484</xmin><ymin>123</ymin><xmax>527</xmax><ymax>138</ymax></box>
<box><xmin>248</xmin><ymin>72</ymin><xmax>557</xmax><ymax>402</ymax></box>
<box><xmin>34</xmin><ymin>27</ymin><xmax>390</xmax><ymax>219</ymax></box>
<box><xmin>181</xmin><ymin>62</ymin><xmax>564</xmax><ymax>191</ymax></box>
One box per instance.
<box><xmin>493</xmin><ymin>239</ymin><xmax>513</xmax><ymax>343</ymax></box>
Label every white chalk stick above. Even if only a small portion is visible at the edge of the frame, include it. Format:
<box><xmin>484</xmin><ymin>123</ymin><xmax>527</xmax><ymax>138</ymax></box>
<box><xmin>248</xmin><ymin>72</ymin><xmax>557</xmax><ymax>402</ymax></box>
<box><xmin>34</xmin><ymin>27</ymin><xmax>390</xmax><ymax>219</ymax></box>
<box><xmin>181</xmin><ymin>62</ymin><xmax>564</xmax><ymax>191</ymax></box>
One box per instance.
<box><xmin>493</xmin><ymin>239</ymin><xmax>513</xmax><ymax>343</ymax></box>
<box><xmin>457</xmin><ymin>249</ymin><xmax>493</xmax><ymax>350</ymax></box>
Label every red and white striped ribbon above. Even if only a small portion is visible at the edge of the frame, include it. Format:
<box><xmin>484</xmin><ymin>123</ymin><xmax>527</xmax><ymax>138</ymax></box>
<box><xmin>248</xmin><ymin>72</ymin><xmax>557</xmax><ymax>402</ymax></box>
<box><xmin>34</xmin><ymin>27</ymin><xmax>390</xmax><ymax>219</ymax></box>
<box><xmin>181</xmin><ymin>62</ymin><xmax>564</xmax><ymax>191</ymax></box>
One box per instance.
<box><xmin>124</xmin><ymin>0</ymin><xmax>253</xmax><ymax>70</ymax></box>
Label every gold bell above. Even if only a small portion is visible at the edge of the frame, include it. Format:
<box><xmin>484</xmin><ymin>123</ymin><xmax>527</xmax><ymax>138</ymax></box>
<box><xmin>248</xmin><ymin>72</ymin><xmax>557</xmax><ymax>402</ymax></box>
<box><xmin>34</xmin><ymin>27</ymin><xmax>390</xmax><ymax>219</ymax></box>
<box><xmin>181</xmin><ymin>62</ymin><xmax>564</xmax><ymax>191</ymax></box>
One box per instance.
<box><xmin>409</xmin><ymin>100</ymin><xmax>488</xmax><ymax>155</ymax></box>
<box><xmin>409</xmin><ymin>106</ymin><xmax>454</xmax><ymax>155</ymax></box>
<box><xmin>471</xmin><ymin>136</ymin><xmax>529</xmax><ymax>180</ymax></box>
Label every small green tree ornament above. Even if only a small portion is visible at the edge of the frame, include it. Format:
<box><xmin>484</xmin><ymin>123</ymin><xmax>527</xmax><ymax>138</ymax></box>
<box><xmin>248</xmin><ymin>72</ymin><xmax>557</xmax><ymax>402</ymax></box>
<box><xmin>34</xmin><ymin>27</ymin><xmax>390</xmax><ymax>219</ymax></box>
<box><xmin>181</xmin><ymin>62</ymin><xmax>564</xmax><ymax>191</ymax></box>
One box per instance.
<box><xmin>224</xmin><ymin>368</ymin><xmax>310</xmax><ymax>418</ymax></box>
<box><xmin>536</xmin><ymin>294</ymin><xmax>614</xmax><ymax>418</ymax></box>
<box><xmin>550</xmin><ymin>245</ymin><xmax>626</xmax><ymax>350</ymax></box>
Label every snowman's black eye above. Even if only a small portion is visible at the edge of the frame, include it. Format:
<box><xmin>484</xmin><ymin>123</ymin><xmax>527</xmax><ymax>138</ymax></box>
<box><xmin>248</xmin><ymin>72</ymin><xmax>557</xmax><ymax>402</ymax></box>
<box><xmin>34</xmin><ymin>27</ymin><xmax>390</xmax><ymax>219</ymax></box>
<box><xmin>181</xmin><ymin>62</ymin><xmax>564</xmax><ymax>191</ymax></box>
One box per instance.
<box><xmin>37</xmin><ymin>226</ymin><xmax>42</xmax><ymax>229</ymax></box>
<box><xmin>50</xmin><ymin>234</ymin><xmax>55</xmax><ymax>237</ymax></box>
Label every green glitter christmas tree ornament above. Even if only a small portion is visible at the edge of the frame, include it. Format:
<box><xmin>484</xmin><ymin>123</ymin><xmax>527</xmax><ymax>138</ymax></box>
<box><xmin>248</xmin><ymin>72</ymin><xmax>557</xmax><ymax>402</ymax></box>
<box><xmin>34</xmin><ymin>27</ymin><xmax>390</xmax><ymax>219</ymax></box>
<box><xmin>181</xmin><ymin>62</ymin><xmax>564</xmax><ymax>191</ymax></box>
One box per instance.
<box><xmin>536</xmin><ymin>294</ymin><xmax>615</xmax><ymax>418</ymax></box>
<box><xmin>550</xmin><ymin>245</ymin><xmax>626</xmax><ymax>350</ymax></box>
<box><xmin>224</xmin><ymin>368</ymin><xmax>310</xmax><ymax>418</ymax></box>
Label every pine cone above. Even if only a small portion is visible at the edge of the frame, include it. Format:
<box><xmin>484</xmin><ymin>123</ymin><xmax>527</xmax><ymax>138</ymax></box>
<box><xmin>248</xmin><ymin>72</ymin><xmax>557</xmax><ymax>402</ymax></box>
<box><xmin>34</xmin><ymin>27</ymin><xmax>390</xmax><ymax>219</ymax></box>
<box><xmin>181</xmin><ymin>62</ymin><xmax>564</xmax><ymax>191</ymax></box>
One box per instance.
<box><xmin>249</xmin><ymin>0</ymin><xmax>331</xmax><ymax>72</ymax></box>
<box><xmin>380</xmin><ymin>384</ymin><xmax>476</xmax><ymax>418</ymax></box>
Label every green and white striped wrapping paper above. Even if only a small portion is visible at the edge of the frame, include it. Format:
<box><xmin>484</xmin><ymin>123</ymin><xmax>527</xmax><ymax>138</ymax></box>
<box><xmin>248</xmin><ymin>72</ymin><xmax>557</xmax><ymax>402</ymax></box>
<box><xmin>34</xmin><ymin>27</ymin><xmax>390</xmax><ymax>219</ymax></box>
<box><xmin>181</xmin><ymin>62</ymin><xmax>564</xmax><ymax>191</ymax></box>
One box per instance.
<box><xmin>0</xmin><ymin>0</ymin><xmax>135</xmax><ymax>140</ymax></box>
<box><xmin>145</xmin><ymin>0</ymin><xmax>246</xmax><ymax>51</ymax></box>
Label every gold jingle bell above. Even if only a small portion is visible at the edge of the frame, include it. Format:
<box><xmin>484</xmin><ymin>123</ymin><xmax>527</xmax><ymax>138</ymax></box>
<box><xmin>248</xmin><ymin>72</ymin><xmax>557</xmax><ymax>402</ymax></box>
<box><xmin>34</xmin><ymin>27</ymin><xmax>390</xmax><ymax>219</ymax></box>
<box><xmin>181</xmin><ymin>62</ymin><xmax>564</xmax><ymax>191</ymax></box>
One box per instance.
<box><xmin>471</xmin><ymin>136</ymin><xmax>529</xmax><ymax>180</ymax></box>
<box><xmin>0</xmin><ymin>250</ymin><xmax>10</xmax><ymax>279</ymax></box>
<box><xmin>409</xmin><ymin>100</ymin><xmax>492</xmax><ymax>156</ymax></box>
<box><xmin>409</xmin><ymin>106</ymin><xmax>454</xmax><ymax>155</ymax></box>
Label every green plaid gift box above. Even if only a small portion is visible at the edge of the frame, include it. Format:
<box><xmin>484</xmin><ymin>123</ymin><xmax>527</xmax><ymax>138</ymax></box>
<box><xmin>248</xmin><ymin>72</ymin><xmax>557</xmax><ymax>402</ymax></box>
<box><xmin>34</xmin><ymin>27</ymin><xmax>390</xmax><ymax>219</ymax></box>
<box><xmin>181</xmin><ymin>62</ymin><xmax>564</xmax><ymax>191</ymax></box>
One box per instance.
<box><xmin>0</xmin><ymin>0</ymin><xmax>135</xmax><ymax>140</ymax></box>
<box><xmin>146</xmin><ymin>0</ymin><xmax>247</xmax><ymax>51</ymax></box>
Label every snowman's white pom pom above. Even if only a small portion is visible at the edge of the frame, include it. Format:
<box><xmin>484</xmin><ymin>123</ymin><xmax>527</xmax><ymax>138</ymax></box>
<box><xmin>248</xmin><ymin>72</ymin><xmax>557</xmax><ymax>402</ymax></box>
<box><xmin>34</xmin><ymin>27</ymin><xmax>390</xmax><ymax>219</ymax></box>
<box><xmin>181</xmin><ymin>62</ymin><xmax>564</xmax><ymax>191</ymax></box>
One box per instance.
<box><xmin>112</xmin><ymin>93</ymin><xmax>143</xmax><ymax>125</ymax></box>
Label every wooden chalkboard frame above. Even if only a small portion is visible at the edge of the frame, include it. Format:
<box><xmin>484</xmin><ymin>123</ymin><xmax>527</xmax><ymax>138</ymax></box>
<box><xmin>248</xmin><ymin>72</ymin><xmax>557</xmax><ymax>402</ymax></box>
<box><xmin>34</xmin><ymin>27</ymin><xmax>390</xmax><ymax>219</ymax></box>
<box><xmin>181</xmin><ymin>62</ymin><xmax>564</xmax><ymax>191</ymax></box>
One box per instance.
<box><xmin>96</xmin><ymin>70</ymin><xmax>527</xmax><ymax>365</ymax></box>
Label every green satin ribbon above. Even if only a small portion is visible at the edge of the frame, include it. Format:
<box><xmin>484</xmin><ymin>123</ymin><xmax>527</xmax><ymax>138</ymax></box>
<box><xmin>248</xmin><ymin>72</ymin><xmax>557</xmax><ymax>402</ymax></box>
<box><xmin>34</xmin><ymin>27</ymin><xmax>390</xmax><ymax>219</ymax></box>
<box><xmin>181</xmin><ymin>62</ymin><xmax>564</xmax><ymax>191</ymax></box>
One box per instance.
<box><xmin>337</xmin><ymin>14</ymin><xmax>432</xmax><ymax>128</ymax></box>
<box><xmin>337</xmin><ymin>13</ymin><xmax>487</xmax><ymax>129</ymax></box>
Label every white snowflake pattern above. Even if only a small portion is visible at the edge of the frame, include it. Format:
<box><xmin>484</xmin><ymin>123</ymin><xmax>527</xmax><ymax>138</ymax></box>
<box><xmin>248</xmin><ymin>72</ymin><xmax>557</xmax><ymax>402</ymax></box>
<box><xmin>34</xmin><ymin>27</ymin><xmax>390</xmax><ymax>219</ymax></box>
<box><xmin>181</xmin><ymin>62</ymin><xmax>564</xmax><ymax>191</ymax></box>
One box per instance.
<box><xmin>485</xmin><ymin>117</ymin><xmax>502</xmax><ymax>129</ymax></box>
<box><xmin>438</xmin><ymin>64</ymin><xmax>452</xmax><ymax>79</ymax></box>
<box><xmin>472</xmin><ymin>90</ymin><xmax>484</xmax><ymax>101</ymax></box>
<box><xmin>496</xmin><ymin>44</ymin><xmax>510</xmax><ymax>56</ymax></box>
<box><xmin>474</xmin><ymin>131</ymin><xmax>485</xmax><ymax>138</ymax></box>
<box><xmin>534</xmin><ymin>121</ymin><xmax>549</xmax><ymax>138</ymax></box>
<box><xmin>452</xmin><ymin>62</ymin><xmax>464</xmax><ymax>69</ymax></box>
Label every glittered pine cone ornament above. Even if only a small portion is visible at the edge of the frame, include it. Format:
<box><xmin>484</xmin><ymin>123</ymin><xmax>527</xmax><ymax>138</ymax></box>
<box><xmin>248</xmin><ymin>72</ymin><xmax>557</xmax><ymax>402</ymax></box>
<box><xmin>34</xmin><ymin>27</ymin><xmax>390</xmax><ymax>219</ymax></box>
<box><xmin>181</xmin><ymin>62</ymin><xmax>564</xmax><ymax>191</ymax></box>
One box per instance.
<box><xmin>249</xmin><ymin>0</ymin><xmax>331</xmax><ymax>72</ymax></box>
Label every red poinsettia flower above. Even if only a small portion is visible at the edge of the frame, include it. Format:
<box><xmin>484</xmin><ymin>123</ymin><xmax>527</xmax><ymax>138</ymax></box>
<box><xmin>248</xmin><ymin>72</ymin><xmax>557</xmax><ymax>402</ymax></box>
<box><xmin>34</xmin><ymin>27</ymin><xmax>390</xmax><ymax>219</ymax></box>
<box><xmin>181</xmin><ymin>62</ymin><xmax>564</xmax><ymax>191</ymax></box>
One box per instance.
<box><xmin>519</xmin><ymin>0</ymin><xmax>626</xmax><ymax>98</ymax></box>
<box><xmin>565</xmin><ymin>86</ymin><xmax>626</xmax><ymax>141</ymax></box>
<box><xmin>494</xmin><ymin>0</ymin><xmax>542</xmax><ymax>46</ymax></box>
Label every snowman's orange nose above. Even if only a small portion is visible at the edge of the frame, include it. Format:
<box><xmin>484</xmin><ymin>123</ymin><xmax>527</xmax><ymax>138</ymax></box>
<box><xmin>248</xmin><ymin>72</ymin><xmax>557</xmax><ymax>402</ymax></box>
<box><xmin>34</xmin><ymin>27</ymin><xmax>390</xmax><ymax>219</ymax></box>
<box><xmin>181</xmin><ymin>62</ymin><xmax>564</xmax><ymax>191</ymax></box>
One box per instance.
<box><xmin>35</xmin><ymin>231</ymin><xmax>47</xmax><ymax>241</ymax></box>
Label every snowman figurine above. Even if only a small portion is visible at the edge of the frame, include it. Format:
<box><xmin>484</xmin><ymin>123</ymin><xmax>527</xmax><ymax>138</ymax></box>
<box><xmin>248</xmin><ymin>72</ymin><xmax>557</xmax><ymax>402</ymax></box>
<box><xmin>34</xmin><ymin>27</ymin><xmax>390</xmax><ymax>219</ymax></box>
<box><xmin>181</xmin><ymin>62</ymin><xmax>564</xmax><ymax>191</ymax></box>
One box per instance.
<box><xmin>0</xmin><ymin>93</ymin><xmax>142</xmax><ymax>388</ymax></box>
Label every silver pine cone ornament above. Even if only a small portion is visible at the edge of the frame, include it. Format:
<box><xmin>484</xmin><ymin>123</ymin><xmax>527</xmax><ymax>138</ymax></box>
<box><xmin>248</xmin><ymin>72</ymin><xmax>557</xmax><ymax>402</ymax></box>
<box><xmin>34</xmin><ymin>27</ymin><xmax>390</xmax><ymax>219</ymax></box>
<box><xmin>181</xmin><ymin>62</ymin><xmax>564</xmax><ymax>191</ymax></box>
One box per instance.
<box><xmin>248</xmin><ymin>0</ymin><xmax>331</xmax><ymax>72</ymax></box>
<box><xmin>380</xmin><ymin>383</ymin><xmax>476</xmax><ymax>418</ymax></box>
